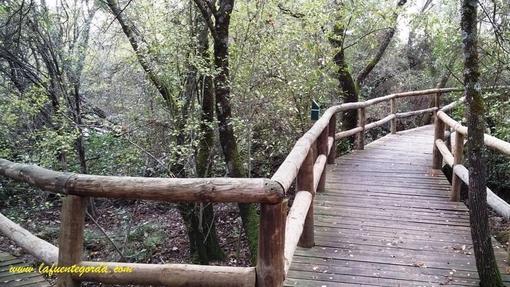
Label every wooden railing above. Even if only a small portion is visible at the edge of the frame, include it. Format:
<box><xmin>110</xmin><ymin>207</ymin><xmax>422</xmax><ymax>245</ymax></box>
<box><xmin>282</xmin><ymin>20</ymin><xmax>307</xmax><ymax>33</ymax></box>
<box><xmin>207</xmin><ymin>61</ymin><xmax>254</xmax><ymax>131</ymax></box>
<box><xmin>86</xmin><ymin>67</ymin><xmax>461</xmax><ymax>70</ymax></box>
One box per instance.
<box><xmin>2</xmin><ymin>87</ymin><xmax>508</xmax><ymax>286</ymax></box>
<box><xmin>0</xmin><ymin>160</ymin><xmax>281</xmax><ymax>286</ymax></box>
<box><xmin>271</xmin><ymin>87</ymin><xmax>464</xmax><ymax>286</ymax></box>
<box><xmin>432</xmin><ymin>97</ymin><xmax>510</xmax><ymax>218</ymax></box>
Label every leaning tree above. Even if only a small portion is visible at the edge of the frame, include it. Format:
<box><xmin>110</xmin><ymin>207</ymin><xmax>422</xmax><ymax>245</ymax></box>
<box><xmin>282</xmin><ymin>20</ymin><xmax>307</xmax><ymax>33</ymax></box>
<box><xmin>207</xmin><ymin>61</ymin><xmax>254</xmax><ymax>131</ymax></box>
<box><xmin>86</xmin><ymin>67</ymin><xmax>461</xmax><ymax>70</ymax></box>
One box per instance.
<box><xmin>461</xmin><ymin>0</ymin><xmax>504</xmax><ymax>285</ymax></box>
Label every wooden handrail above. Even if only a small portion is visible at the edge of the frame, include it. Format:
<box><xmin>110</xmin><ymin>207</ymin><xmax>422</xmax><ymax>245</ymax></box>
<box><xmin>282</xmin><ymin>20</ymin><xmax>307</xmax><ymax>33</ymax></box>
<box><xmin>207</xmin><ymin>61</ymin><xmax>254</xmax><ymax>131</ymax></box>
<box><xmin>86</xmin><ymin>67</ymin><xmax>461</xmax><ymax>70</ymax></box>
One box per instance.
<box><xmin>283</xmin><ymin>191</ymin><xmax>312</xmax><ymax>274</ymax></box>
<box><xmin>0</xmin><ymin>159</ymin><xmax>283</xmax><ymax>204</ymax></box>
<box><xmin>0</xmin><ymin>212</ymin><xmax>58</xmax><ymax>265</ymax></box>
<box><xmin>433</xmin><ymin>94</ymin><xmax>510</xmax><ymax>219</ymax></box>
<box><xmin>435</xmin><ymin>139</ymin><xmax>454</xmax><ymax>166</ymax></box>
<box><xmin>272</xmin><ymin>87</ymin><xmax>465</xmax><ymax>193</ymax></box>
<box><xmin>396</xmin><ymin>107</ymin><xmax>438</xmax><ymax>118</ymax></box>
<box><xmin>365</xmin><ymin>114</ymin><xmax>395</xmax><ymax>130</ymax></box>
<box><xmin>76</xmin><ymin>261</ymin><xmax>256</xmax><ymax>287</ymax></box>
<box><xmin>453</xmin><ymin>165</ymin><xmax>510</xmax><ymax>219</ymax></box>
<box><xmin>335</xmin><ymin>127</ymin><xmax>362</xmax><ymax>140</ymax></box>
<box><xmin>437</xmin><ymin>111</ymin><xmax>510</xmax><ymax>156</ymax></box>
<box><xmin>271</xmin><ymin>108</ymin><xmax>336</xmax><ymax>192</ymax></box>
<box><xmin>0</xmin><ymin>209</ymin><xmax>258</xmax><ymax>286</ymax></box>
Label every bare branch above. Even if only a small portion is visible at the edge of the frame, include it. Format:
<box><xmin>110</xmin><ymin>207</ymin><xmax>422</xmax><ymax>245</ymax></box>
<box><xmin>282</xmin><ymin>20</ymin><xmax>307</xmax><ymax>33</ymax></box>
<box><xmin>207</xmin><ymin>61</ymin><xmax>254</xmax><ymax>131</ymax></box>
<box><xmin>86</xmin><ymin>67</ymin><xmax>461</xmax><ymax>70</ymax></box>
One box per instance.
<box><xmin>277</xmin><ymin>3</ymin><xmax>305</xmax><ymax>19</ymax></box>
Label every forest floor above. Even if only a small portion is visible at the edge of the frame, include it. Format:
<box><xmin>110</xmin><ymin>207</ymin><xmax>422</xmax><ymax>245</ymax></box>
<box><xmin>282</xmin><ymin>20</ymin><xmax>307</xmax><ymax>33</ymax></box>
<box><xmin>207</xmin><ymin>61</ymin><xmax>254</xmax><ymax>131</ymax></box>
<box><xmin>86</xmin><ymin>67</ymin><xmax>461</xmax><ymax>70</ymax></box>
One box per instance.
<box><xmin>0</xmin><ymin>186</ymin><xmax>252</xmax><ymax>286</ymax></box>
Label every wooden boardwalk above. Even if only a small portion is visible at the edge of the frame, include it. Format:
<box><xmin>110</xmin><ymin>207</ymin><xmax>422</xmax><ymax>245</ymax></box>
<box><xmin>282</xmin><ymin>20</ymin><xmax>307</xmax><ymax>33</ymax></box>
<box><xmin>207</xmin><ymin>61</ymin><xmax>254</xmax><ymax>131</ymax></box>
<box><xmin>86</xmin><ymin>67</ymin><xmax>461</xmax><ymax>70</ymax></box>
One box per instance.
<box><xmin>285</xmin><ymin>125</ymin><xmax>510</xmax><ymax>286</ymax></box>
<box><xmin>0</xmin><ymin>252</ymin><xmax>50</xmax><ymax>287</ymax></box>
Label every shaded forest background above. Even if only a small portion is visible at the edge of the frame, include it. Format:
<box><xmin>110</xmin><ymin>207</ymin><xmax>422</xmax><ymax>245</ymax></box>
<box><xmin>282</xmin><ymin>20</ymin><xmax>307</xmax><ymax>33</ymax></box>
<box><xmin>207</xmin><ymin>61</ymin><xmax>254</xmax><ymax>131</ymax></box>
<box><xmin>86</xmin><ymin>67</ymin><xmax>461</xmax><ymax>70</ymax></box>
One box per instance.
<box><xmin>0</xmin><ymin>0</ymin><xmax>509</xmax><ymax>275</ymax></box>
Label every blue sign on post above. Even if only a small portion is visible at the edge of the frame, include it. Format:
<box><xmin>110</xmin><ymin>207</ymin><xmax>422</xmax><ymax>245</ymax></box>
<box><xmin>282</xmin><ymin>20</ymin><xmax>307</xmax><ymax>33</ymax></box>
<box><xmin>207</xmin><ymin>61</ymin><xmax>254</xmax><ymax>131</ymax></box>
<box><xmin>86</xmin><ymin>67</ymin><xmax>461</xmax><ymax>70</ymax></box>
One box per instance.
<box><xmin>311</xmin><ymin>99</ymin><xmax>320</xmax><ymax>121</ymax></box>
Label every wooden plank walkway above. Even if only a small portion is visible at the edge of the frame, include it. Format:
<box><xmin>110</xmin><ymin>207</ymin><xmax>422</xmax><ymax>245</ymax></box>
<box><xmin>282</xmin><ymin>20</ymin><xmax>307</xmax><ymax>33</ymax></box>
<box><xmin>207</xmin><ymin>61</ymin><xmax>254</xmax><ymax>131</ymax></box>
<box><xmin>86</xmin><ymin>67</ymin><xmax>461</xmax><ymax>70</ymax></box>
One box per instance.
<box><xmin>285</xmin><ymin>125</ymin><xmax>510</xmax><ymax>286</ymax></box>
<box><xmin>0</xmin><ymin>251</ymin><xmax>50</xmax><ymax>287</ymax></box>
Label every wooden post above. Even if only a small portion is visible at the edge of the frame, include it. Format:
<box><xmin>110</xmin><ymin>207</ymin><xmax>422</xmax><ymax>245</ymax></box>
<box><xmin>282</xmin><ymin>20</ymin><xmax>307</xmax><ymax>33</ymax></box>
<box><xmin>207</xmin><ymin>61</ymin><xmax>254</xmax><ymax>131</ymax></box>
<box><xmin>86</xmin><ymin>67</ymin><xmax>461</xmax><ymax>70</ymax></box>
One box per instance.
<box><xmin>256</xmin><ymin>200</ymin><xmax>286</xmax><ymax>287</ymax></box>
<box><xmin>327</xmin><ymin>114</ymin><xmax>336</xmax><ymax>164</ymax></box>
<box><xmin>451</xmin><ymin>132</ymin><xmax>464</xmax><ymax>201</ymax></box>
<box><xmin>57</xmin><ymin>195</ymin><xmax>87</xmax><ymax>287</ymax></box>
<box><xmin>317</xmin><ymin>128</ymin><xmax>328</xmax><ymax>193</ymax></box>
<box><xmin>431</xmin><ymin>117</ymin><xmax>445</xmax><ymax>174</ymax></box>
<box><xmin>390</xmin><ymin>98</ymin><xmax>397</xmax><ymax>134</ymax></box>
<box><xmin>356</xmin><ymin>107</ymin><xmax>366</xmax><ymax>150</ymax></box>
<box><xmin>297</xmin><ymin>148</ymin><xmax>314</xmax><ymax>248</ymax></box>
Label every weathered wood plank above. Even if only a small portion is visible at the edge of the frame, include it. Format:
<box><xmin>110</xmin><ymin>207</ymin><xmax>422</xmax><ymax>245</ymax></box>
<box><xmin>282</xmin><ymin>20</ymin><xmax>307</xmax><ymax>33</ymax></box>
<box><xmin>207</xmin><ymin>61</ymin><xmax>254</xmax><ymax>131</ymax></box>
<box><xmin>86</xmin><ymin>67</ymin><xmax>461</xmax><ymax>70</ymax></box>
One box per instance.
<box><xmin>0</xmin><ymin>252</ymin><xmax>49</xmax><ymax>287</ymax></box>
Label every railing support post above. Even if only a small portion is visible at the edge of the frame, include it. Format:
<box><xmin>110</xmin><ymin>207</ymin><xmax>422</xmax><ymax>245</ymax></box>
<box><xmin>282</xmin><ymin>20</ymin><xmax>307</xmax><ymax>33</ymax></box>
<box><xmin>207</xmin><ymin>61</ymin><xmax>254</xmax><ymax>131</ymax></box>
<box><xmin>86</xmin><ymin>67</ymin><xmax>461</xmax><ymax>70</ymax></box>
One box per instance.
<box><xmin>317</xmin><ymin>128</ymin><xmax>328</xmax><ymax>193</ymax></box>
<box><xmin>356</xmin><ymin>107</ymin><xmax>366</xmax><ymax>150</ymax></box>
<box><xmin>57</xmin><ymin>195</ymin><xmax>87</xmax><ymax>287</ymax></box>
<box><xmin>431</xmin><ymin>117</ymin><xmax>445</xmax><ymax>175</ymax></box>
<box><xmin>327</xmin><ymin>114</ymin><xmax>336</xmax><ymax>164</ymax></box>
<box><xmin>390</xmin><ymin>98</ymin><xmax>397</xmax><ymax>134</ymax></box>
<box><xmin>297</xmin><ymin>148</ymin><xmax>314</xmax><ymax>248</ymax></box>
<box><xmin>451</xmin><ymin>132</ymin><xmax>464</xmax><ymax>201</ymax></box>
<box><xmin>256</xmin><ymin>200</ymin><xmax>286</xmax><ymax>287</ymax></box>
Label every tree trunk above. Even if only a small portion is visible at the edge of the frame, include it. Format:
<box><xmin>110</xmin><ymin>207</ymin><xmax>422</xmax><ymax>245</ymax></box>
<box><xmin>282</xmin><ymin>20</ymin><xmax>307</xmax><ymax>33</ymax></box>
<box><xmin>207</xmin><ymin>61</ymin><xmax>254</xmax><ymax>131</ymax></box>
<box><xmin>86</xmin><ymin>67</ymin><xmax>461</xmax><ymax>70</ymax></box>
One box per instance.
<box><xmin>329</xmin><ymin>0</ymin><xmax>407</xmax><ymax>136</ymax></box>
<box><xmin>186</xmin><ymin>17</ymin><xmax>224</xmax><ymax>264</ymax></box>
<box><xmin>330</xmin><ymin>23</ymin><xmax>358</xmax><ymax>133</ymax></box>
<box><xmin>462</xmin><ymin>0</ymin><xmax>503</xmax><ymax>286</ymax></box>
<box><xmin>211</xmin><ymin>0</ymin><xmax>259</xmax><ymax>263</ymax></box>
<box><xmin>72</xmin><ymin>83</ymin><xmax>97</xmax><ymax>217</ymax></box>
<box><xmin>420</xmin><ymin>65</ymin><xmax>453</xmax><ymax>125</ymax></box>
<box><xmin>107</xmin><ymin>1</ymin><xmax>223</xmax><ymax>264</ymax></box>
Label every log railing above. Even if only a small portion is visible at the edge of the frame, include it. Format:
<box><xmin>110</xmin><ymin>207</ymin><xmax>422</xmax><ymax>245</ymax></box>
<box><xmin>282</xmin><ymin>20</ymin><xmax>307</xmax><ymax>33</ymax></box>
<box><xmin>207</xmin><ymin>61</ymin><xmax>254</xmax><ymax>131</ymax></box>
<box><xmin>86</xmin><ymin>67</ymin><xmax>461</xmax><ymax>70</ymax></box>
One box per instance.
<box><xmin>3</xmin><ymin>87</ymin><xmax>507</xmax><ymax>287</ymax></box>
<box><xmin>0</xmin><ymin>159</ymin><xmax>278</xmax><ymax>286</ymax></box>
<box><xmin>432</xmin><ymin>97</ymin><xmax>510</xmax><ymax>219</ymax></box>
<box><xmin>270</xmin><ymin>87</ymin><xmax>467</xmax><ymax>285</ymax></box>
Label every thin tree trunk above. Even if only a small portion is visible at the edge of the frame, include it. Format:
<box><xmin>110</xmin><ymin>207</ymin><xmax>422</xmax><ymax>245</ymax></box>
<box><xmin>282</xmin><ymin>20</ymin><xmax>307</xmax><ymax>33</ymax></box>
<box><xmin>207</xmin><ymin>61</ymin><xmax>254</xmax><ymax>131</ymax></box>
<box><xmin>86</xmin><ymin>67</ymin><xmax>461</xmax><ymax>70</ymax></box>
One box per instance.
<box><xmin>462</xmin><ymin>0</ymin><xmax>503</xmax><ymax>286</ymax></box>
<box><xmin>330</xmin><ymin>0</ymin><xmax>407</xmax><ymax>135</ymax></box>
<box><xmin>185</xmin><ymin>17</ymin><xmax>224</xmax><ymax>264</ymax></box>
<box><xmin>106</xmin><ymin>0</ymin><xmax>176</xmax><ymax>115</ymax></box>
<box><xmin>329</xmin><ymin>23</ymin><xmax>358</xmax><ymax>133</ymax></box>
<box><xmin>420</xmin><ymin>63</ymin><xmax>454</xmax><ymax>125</ymax></box>
<box><xmin>72</xmin><ymin>83</ymin><xmax>97</xmax><ymax>217</ymax></box>
<box><xmin>211</xmin><ymin>0</ymin><xmax>259</xmax><ymax>263</ymax></box>
<box><xmin>106</xmin><ymin>1</ymin><xmax>223</xmax><ymax>264</ymax></box>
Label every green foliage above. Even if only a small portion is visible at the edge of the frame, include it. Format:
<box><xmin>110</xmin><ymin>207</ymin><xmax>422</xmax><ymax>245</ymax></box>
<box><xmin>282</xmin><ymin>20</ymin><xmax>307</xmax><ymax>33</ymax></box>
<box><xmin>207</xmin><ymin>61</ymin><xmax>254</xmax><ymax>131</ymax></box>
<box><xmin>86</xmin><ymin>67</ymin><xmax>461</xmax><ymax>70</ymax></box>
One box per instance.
<box><xmin>484</xmin><ymin>92</ymin><xmax>510</xmax><ymax>198</ymax></box>
<box><xmin>86</xmin><ymin>131</ymin><xmax>144</xmax><ymax>176</ymax></box>
<box><xmin>124</xmin><ymin>222</ymin><xmax>166</xmax><ymax>262</ymax></box>
<box><xmin>32</xmin><ymin>126</ymin><xmax>80</xmax><ymax>168</ymax></box>
<box><xmin>0</xmin><ymin>86</ymin><xmax>49</xmax><ymax>159</ymax></box>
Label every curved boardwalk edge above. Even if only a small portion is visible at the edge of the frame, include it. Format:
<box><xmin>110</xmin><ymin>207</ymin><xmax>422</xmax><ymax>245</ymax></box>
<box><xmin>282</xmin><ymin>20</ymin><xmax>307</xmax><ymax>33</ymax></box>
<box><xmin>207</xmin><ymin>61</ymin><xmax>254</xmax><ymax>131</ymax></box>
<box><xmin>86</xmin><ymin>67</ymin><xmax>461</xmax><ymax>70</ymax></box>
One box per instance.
<box><xmin>0</xmin><ymin>251</ymin><xmax>50</xmax><ymax>287</ymax></box>
<box><xmin>285</xmin><ymin>125</ymin><xmax>510</xmax><ymax>286</ymax></box>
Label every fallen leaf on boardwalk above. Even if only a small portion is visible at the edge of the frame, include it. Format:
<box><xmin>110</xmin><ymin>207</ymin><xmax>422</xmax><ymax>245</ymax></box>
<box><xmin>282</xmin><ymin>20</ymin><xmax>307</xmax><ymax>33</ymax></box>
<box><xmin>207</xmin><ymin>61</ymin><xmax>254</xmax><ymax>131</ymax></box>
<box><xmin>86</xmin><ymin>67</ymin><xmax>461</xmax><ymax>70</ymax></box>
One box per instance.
<box><xmin>413</xmin><ymin>261</ymin><xmax>427</xmax><ymax>267</ymax></box>
<box><xmin>506</xmin><ymin>266</ymin><xmax>510</xmax><ymax>274</ymax></box>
